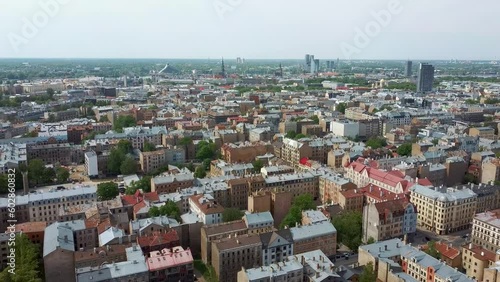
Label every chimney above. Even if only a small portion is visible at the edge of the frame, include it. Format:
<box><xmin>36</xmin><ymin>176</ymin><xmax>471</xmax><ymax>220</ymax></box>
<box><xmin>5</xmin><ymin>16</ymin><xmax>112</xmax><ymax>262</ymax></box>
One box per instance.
<box><xmin>22</xmin><ymin>171</ymin><xmax>29</xmax><ymax>196</ymax></box>
<box><xmin>384</xmin><ymin>245</ymin><xmax>387</xmax><ymax>251</ymax></box>
<box><xmin>469</xmin><ymin>243</ymin><xmax>472</xmax><ymax>249</ymax></box>
<box><xmin>481</xmin><ymin>251</ymin><xmax>485</xmax><ymax>256</ymax></box>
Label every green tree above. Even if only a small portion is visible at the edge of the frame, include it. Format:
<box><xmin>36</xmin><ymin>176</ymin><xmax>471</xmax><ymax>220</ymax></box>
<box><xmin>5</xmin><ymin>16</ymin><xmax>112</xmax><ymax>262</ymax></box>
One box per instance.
<box><xmin>179</xmin><ymin>137</ymin><xmax>193</xmax><ymax>146</ymax></box>
<box><xmin>425</xmin><ymin>241</ymin><xmax>441</xmax><ymax>259</ymax></box>
<box><xmin>310</xmin><ymin>115</ymin><xmax>320</xmax><ymax>124</ymax></box>
<box><xmin>120</xmin><ymin>156</ymin><xmax>137</xmax><ymax>175</ymax></box>
<box><xmin>463</xmin><ymin>173</ymin><xmax>478</xmax><ymax>184</ymax></box>
<box><xmin>366</xmin><ymin>237</ymin><xmax>375</xmax><ymax>244</ymax></box>
<box><xmin>196</xmin><ymin>141</ymin><xmax>216</xmax><ymax>160</ymax></box>
<box><xmin>280</xmin><ymin>194</ymin><xmax>316</xmax><ymax>228</ymax></box>
<box><xmin>337</xmin><ymin>102</ymin><xmax>347</xmax><ymax>114</ymax></box>
<box><xmin>397</xmin><ymin>143</ymin><xmax>412</xmax><ymax>156</ymax></box>
<box><xmin>365</xmin><ymin>137</ymin><xmax>387</xmax><ymax>149</ymax></box>
<box><xmin>116</xmin><ymin>140</ymin><xmax>133</xmax><ymax>155</ymax></box>
<box><xmin>194</xmin><ymin>166</ymin><xmax>207</xmax><ymax>178</ymax></box>
<box><xmin>159</xmin><ymin>200</ymin><xmax>181</xmax><ymax>222</ymax></box>
<box><xmin>252</xmin><ymin>159</ymin><xmax>264</xmax><ymax>173</ymax></box>
<box><xmin>148</xmin><ymin>206</ymin><xmax>161</xmax><ymax>217</ymax></box>
<box><xmin>285</xmin><ymin>131</ymin><xmax>297</xmax><ymax>139</ymax></box>
<box><xmin>97</xmin><ymin>182</ymin><xmax>119</xmax><ymax>201</ymax></box>
<box><xmin>46</xmin><ymin>88</ymin><xmax>55</xmax><ymax>97</ymax></box>
<box><xmin>56</xmin><ymin>167</ymin><xmax>70</xmax><ymax>184</ymax></box>
<box><xmin>28</xmin><ymin>159</ymin><xmax>46</xmax><ymax>185</ymax></box>
<box><xmin>0</xmin><ymin>234</ymin><xmax>43</xmax><ymax>282</ymax></box>
<box><xmin>113</xmin><ymin>115</ymin><xmax>136</xmax><ymax>132</ymax></box>
<box><xmin>107</xmin><ymin>149</ymin><xmax>125</xmax><ymax>175</ymax></box>
<box><xmin>222</xmin><ymin>208</ymin><xmax>244</xmax><ymax>222</ymax></box>
<box><xmin>125</xmin><ymin>176</ymin><xmax>152</xmax><ymax>194</ymax></box>
<box><xmin>359</xmin><ymin>262</ymin><xmax>376</xmax><ymax>282</ymax></box>
<box><xmin>432</xmin><ymin>138</ymin><xmax>439</xmax><ymax>145</ymax></box>
<box><xmin>332</xmin><ymin>211</ymin><xmax>363</xmax><ymax>251</ymax></box>
<box><xmin>294</xmin><ymin>133</ymin><xmax>307</xmax><ymax>140</ymax></box>
<box><xmin>143</xmin><ymin>141</ymin><xmax>156</xmax><ymax>152</ymax></box>
<box><xmin>99</xmin><ymin>115</ymin><xmax>109</xmax><ymax>122</ymax></box>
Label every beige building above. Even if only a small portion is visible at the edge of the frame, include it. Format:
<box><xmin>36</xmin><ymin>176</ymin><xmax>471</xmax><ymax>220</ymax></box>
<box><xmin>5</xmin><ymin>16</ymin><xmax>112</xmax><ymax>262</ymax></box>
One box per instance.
<box><xmin>410</xmin><ymin>184</ymin><xmax>477</xmax><ymax>235</ymax></box>
<box><xmin>211</xmin><ymin>234</ymin><xmax>262</xmax><ymax>282</ymax></box>
<box><xmin>289</xmin><ymin>221</ymin><xmax>337</xmax><ymax>257</ymax></box>
<box><xmin>318</xmin><ymin>174</ymin><xmax>357</xmax><ymax>204</ymax></box>
<box><xmin>139</xmin><ymin>147</ymin><xmax>185</xmax><ymax>174</ymax></box>
<box><xmin>471</xmin><ymin>209</ymin><xmax>500</xmax><ymax>252</ymax></box>
<box><xmin>481</xmin><ymin>157</ymin><xmax>500</xmax><ymax>184</ymax></box>
<box><xmin>469</xmin><ymin>126</ymin><xmax>496</xmax><ymax>140</ymax></box>
<box><xmin>462</xmin><ymin>243</ymin><xmax>497</xmax><ymax>281</ymax></box>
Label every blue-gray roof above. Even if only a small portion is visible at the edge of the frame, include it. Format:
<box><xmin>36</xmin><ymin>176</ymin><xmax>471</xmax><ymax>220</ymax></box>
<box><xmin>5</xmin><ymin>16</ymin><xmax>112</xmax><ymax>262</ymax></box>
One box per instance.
<box><xmin>43</xmin><ymin>220</ymin><xmax>86</xmax><ymax>257</ymax></box>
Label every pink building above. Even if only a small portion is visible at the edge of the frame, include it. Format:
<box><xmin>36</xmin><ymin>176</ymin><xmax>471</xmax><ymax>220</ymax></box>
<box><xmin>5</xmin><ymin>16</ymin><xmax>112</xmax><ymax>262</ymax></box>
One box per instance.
<box><xmin>147</xmin><ymin>246</ymin><xmax>194</xmax><ymax>282</ymax></box>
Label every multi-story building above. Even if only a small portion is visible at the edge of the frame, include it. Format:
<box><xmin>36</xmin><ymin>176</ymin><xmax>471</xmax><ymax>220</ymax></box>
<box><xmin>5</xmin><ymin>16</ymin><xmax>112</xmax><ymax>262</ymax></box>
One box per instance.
<box><xmin>278</xmin><ymin>121</ymin><xmax>298</xmax><ymax>134</ymax></box>
<box><xmin>260</xmin><ymin>229</ymin><xmax>294</xmax><ymax>266</ymax></box>
<box><xmin>301</xmin><ymin>124</ymin><xmax>322</xmax><ymax>137</ymax></box>
<box><xmin>416</xmin><ymin>63</ymin><xmax>435</xmax><ymax>92</ymax></box>
<box><xmin>211</xmin><ymin>234</ymin><xmax>263</xmax><ymax>282</ymax></box>
<box><xmin>139</xmin><ymin>147</ymin><xmax>185</xmax><ymax>174</ymax></box>
<box><xmin>44</xmin><ymin>109</ymin><xmax>80</xmax><ymax>122</ymax></box>
<box><xmin>329</xmin><ymin>120</ymin><xmax>360</xmax><ymax>139</ymax></box>
<box><xmin>263</xmin><ymin>172</ymin><xmax>319</xmax><ymax>199</ymax></box>
<box><xmin>84</xmin><ymin>151</ymin><xmax>98</xmax><ymax>178</ymax></box>
<box><xmin>95</xmin><ymin>126</ymin><xmax>166</xmax><ymax>150</ymax></box>
<box><xmin>151</xmin><ymin>171</ymin><xmax>195</xmax><ymax>194</ymax></box>
<box><xmin>210</xmin><ymin>160</ymin><xmax>254</xmax><ymax>177</ymax></box>
<box><xmin>358</xmin><ymin>239</ymin><xmax>474</xmax><ymax>282</ymax></box>
<box><xmin>76</xmin><ymin>245</ymin><xmax>149</xmax><ymax>282</ymax></box>
<box><xmin>238</xmin><ymin>250</ymin><xmax>339</xmax><ymax>282</ymax></box>
<box><xmin>471</xmin><ymin>209</ymin><xmax>500</xmax><ymax>252</ymax></box>
<box><xmin>362</xmin><ymin>199</ymin><xmax>417</xmax><ymax>242</ymax></box>
<box><xmin>243</xmin><ymin>212</ymin><xmax>274</xmax><ymax>235</ymax></box>
<box><xmin>410</xmin><ymin>184</ymin><xmax>477</xmax><ymax>235</ymax></box>
<box><xmin>147</xmin><ymin>246</ymin><xmax>194</xmax><ymax>282</ymax></box>
<box><xmin>137</xmin><ymin>230</ymin><xmax>180</xmax><ymax>254</ymax></box>
<box><xmin>289</xmin><ymin>221</ymin><xmax>337</xmax><ymax>257</ymax></box>
<box><xmin>27</xmin><ymin>143</ymin><xmax>73</xmax><ymax>165</ymax></box>
<box><xmin>74</xmin><ymin>243</ymin><xmax>132</xmax><ymax>269</ymax></box>
<box><xmin>280</xmin><ymin>138</ymin><xmax>312</xmax><ymax>167</ymax></box>
<box><xmin>221</xmin><ymin>141</ymin><xmax>273</xmax><ymax>163</ymax></box>
<box><xmin>188</xmin><ymin>194</ymin><xmax>224</xmax><ymax>225</ymax></box>
<box><xmin>469</xmin><ymin>126</ymin><xmax>496</xmax><ymax>140</ymax></box>
<box><xmin>15</xmin><ymin>221</ymin><xmax>47</xmax><ymax>246</ymax></box>
<box><xmin>200</xmin><ymin>220</ymin><xmax>248</xmax><ymax>264</ymax></box>
<box><xmin>318</xmin><ymin>173</ymin><xmax>357</xmax><ymax>204</ymax></box>
<box><xmin>462</xmin><ymin>243</ymin><xmax>497</xmax><ymax>281</ymax></box>
<box><xmin>481</xmin><ymin>157</ymin><xmax>500</xmax><ymax>184</ymax></box>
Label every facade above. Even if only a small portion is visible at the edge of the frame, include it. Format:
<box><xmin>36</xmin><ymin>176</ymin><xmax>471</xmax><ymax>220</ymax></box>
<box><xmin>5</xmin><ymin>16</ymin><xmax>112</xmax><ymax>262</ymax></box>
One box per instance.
<box><xmin>469</xmin><ymin>126</ymin><xmax>496</xmax><ymax>140</ymax></box>
<box><xmin>410</xmin><ymin>184</ymin><xmax>477</xmax><ymax>235</ymax></box>
<box><xmin>188</xmin><ymin>194</ymin><xmax>224</xmax><ymax>225</ymax></box>
<box><xmin>139</xmin><ymin>147</ymin><xmax>185</xmax><ymax>174</ymax></box>
<box><xmin>84</xmin><ymin>151</ymin><xmax>98</xmax><ymax>177</ymax></box>
<box><xmin>27</xmin><ymin>143</ymin><xmax>73</xmax><ymax>165</ymax></box>
<box><xmin>329</xmin><ymin>120</ymin><xmax>360</xmax><ymax>139</ymax></box>
<box><xmin>471</xmin><ymin>209</ymin><xmax>500</xmax><ymax>252</ymax></box>
<box><xmin>481</xmin><ymin>157</ymin><xmax>500</xmax><ymax>184</ymax></box>
<box><xmin>221</xmin><ymin>142</ymin><xmax>273</xmax><ymax>163</ymax></box>
<box><xmin>260</xmin><ymin>229</ymin><xmax>294</xmax><ymax>266</ymax></box>
<box><xmin>318</xmin><ymin>173</ymin><xmax>357</xmax><ymax>205</ymax></box>
<box><xmin>289</xmin><ymin>221</ymin><xmax>337</xmax><ymax>257</ymax></box>
<box><xmin>151</xmin><ymin>171</ymin><xmax>195</xmax><ymax>194</ymax></box>
<box><xmin>362</xmin><ymin>199</ymin><xmax>417</xmax><ymax>242</ymax></box>
<box><xmin>200</xmin><ymin>220</ymin><xmax>248</xmax><ymax>264</ymax></box>
<box><xmin>416</xmin><ymin>63</ymin><xmax>435</xmax><ymax>92</ymax></box>
<box><xmin>462</xmin><ymin>243</ymin><xmax>497</xmax><ymax>281</ymax></box>
<box><xmin>211</xmin><ymin>234</ymin><xmax>262</xmax><ymax>282</ymax></box>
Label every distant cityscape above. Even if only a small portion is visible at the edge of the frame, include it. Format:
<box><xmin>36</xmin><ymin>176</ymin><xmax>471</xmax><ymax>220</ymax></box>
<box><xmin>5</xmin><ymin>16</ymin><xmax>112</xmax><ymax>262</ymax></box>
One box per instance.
<box><xmin>0</xmin><ymin>55</ymin><xmax>500</xmax><ymax>282</ymax></box>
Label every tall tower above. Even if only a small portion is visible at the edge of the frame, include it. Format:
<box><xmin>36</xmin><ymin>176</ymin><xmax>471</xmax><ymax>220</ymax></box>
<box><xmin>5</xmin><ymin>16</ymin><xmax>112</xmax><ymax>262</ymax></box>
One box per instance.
<box><xmin>279</xmin><ymin>63</ymin><xmax>283</xmax><ymax>77</ymax></box>
<box><xmin>405</xmin><ymin>60</ymin><xmax>413</xmax><ymax>77</ymax></box>
<box><xmin>221</xmin><ymin>57</ymin><xmax>226</xmax><ymax>78</ymax></box>
<box><xmin>417</xmin><ymin>63</ymin><xmax>435</xmax><ymax>92</ymax></box>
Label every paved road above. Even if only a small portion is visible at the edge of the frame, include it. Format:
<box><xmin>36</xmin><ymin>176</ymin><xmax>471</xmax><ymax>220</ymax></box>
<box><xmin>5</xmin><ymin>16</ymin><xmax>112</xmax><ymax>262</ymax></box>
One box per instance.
<box><xmin>411</xmin><ymin>228</ymin><xmax>471</xmax><ymax>247</ymax></box>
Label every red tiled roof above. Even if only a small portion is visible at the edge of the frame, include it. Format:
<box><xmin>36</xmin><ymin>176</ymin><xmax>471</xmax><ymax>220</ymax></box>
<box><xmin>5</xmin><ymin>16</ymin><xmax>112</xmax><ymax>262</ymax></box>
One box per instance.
<box><xmin>137</xmin><ymin>230</ymin><xmax>179</xmax><ymax>248</ymax></box>
<box><xmin>434</xmin><ymin>242</ymin><xmax>460</xmax><ymax>260</ymax></box>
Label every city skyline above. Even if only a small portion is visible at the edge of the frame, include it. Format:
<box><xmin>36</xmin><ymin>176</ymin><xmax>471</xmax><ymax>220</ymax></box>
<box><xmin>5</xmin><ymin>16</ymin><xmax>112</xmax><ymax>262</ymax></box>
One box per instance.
<box><xmin>1</xmin><ymin>0</ymin><xmax>499</xmax><ymax>60</ymax></box>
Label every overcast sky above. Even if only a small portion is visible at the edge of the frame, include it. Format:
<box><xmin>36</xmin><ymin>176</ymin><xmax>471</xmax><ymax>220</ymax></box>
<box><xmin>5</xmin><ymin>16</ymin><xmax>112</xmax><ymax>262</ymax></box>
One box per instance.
<box><xmin>0</xmin><ymin>0</ymin><xmax>498</xmax><ymax>60</ymax></box>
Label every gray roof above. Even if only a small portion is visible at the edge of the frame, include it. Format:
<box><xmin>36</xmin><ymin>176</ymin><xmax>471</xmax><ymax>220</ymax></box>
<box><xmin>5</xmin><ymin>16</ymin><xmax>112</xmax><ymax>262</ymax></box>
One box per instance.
<box><xmin>76</xmin><ymin>260</ymin><xmax>148</xmax><ymax>282</ymax></box>
<box><xmin>43</xmin><ymin>220</ymin><xmax>86</xmax><ymax>257</ymax></box>
<box><xmin>410</xmin><ymin>184</ymin><xmax>477</xmax><ymax>202</ymax></box>
<box><xmin>290</xmin><ymin>221</ymin><xmax>336</xmax><ymax>241</ymax></box>
<box><xmin>152</xmin><ymin>172</ymin><xmax>194</xmax><ymax>185</ymax></box>
<box><xmin>243</xmin><ymin>211</ymin><xmax>274</xmax><ymax>226</ymax></box>
<box><xmin>99</xmin><ymin>227</ymin><xmax>125</xmax><ymax>246</ymax></box>
<box><xmin>130</xmin><ymin>216</ymin><xmax>179</xmax><ymax>234</ymax></box>
<box><xmin>0</xmin><ymin>185</ymin><xmax>97</xmax><ymax>207</ymax></box>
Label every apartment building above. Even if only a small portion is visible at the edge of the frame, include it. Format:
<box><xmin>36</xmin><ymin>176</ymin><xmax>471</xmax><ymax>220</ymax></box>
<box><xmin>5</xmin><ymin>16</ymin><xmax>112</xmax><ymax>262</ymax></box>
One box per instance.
<box><xmin>221</xmin><ymin>141</ymin><xmax>273</xmax><ymax>163</ymax></box>
<box><xmin>358</xmin><ymin>239</ymin><xmax>474</xmax><ymax>282</ymax></box>
<box><xmin>95</xmin><ymin>126</ymin><xmax>166</xmax><ymax>150</ymax></box>
<box><xmin>362</xmin><ymin>199</ymin><xmax>417</xmax><ymax>242</ymax></box>
<box><xmin>289</xmin><ymin>221</ymin><xmax>337</xmax><ymax>257</ymax></box>
<box><xmin>76</xmin><ymin>245</ymin><xmax>149</xmax><ymax>282</ymax></box>
<box><xmin>339</xmin><ymin>188</ymin><xmax>365</xmax><ymax>212</ymax></box>
<box><xmin>345</xmin><ymin>159</ymin><xmax>410</xmax><ymax>194</ymax></box>
<box><xmin>0</xmin><ymin>186</ymin><xmax>97</xmax><ymax>231</ymax></box>
<box><xmin>329</xmin><ymin>120</ymin><xmax>360</xmax><ymax>139</ymax></box>
<box><xmin>27</xmin><ymin>143</ymin><xmax>73</xmax><ymax>165</ymax></box>
<box><xmin>469</xmin><ymin>126</ymin><xmax>496</xmax><ymax>140</ymax></box>
<box><xmin>129</xmin><ymin>215</ymin><xmax>180</xmax><ymax>236</ymax></box>
<box><xmin>147</xmin><ymin>246</ymin><xmax>194</xmax><ymax>282</ymax></box>
<box><xmin>471</xmin><ymin>209</ymin><xmax>500</xmax><ymax>252</ymax></box>
<box><xmin>151</xmin><ymin>171</ymin><xmax>195</xmax><ymax>194</ymax></box>
<box><xmin>410</xmin><ymin>184</ymin><xmax>477</xmax><ymax>235</ymax></box>
<box><xmin>84</xmin><ymin>151</ymin><xmax>98</xmax><ymax>178</ymax></box>
<box><xmin>259</xmin><ymin>229</ymin><xmax>294</xmax><ymax>267</ymax></box>
<box><xmin>263</xmin><ymin>172</ymin><xmax>319</xmax><ymax>199</ymax></box>
<box><xmin>462</xmin><ymin>243</ymin><xmax>497</xmax><ymax>281</ymax></box>
<box><xmin>238</xmin><ymin>250</ymin><xmax>339</xmax><ymax>282</ymax></box>
<box><xmin>15</xmin><ymin>221</ymin><xmax>47</xmax><ymax>246</ymax></box>
<box><xmin>211</xmin><ymin>234</ymin><xmax>263</xmax><ymax>282</ymax></box>
<box><xmin>318</xmin><ymin>173</ymin><xmax>357</xmax><ymax>204</ymax></box>
<box><xmin>482</xmin><ymin>157</ymin><xmax>500</xmax><ymax>184</ymax></box>
<box><xmin>280</xmin><ymin>138</ymin><xmax>312</xmax><ymax>166</ymax></box>
<box><xmin>200</xmin><ymin>220</ymin><xmax>248</xmax><ymax>264</ymax></box>
<box><xmin>73</xmin><ymin>243</ymin><xmax>132</xmax><ymax>269</ymax></box>
<box><xmin>188</xmin><ymin>194</ymin><xmax>224</xmax><ymax>225</ymax></box>
<box><xmin>210</xmin><ymin>159</ymin><xmax>254</xmax><ymax>177</ymax></box>
<box><xmin>137</xmin><ymin>230</ymin><xmax>180</xmax><ymax>254</ymax></box>
<box><xmin>243</xmin><ymin>212</ymin><xmax>274</xmax><ymax>235</ymax></box>
<box><xmin>139</xmin><ymin>147</ymin><xmax>185</xmax><ymax>174</ymax></box>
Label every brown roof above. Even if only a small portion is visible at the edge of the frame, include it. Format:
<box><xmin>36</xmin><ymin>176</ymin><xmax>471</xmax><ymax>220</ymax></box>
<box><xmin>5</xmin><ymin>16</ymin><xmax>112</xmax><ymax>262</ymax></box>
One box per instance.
<box><xmin>137</xmin><ymin>230</ymin><xmax>179</xmax><ymax>248</ymax></box>
<box><xmin>15</xmin><ymin>221</ymin><xmax>47</xmax><ymax>233</ymax></box>
<box><xmin>74</xmin><ymin>243</ymin><xmax>132</xmax><ymax>262</ymax></box>
<box><xmin>463</xmin><ymin>243</ymin><xmax>496</xmax><ymax>262</ymax></box>
<box><xmin>202</xmin><ymin>220</ymin><xmax>248</xmax><ymax>237</ymax></box>
<box><xmin>189</xmin><ymin>194</ymin><xmax>225</xmax><ymax>215</ymax></box>
<box><xmin>213</xmin><ymin>234</ymin><xmax>262</xmax><ymax>252</ymax></box>
<box><xmin>434</xmin><ymin>242</ymin><xmax>460</xmax><ymax>260</ymax></box>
